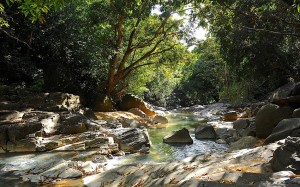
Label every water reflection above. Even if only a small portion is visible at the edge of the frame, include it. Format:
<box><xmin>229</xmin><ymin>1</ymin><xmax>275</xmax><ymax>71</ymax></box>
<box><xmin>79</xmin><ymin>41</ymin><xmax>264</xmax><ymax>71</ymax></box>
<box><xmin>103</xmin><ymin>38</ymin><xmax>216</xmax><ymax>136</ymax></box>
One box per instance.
<box><xmin>115</xmin><ymin>112</ymin><xmax>228</xmax><ymax>165</ymax></box>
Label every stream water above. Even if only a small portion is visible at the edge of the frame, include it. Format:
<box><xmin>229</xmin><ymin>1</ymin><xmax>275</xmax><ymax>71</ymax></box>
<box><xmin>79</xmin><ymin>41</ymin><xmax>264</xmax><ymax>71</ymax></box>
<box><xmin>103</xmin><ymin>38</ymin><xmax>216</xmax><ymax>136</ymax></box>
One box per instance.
<box><xmin>0</xmin><ymin>111</ymin><xmax>228</xmax><ymax>186</ymax></box>
<box><xmin>110</xmin><ymin>112</ymin><xmax>228</xmax><ymax>167</ymax></box>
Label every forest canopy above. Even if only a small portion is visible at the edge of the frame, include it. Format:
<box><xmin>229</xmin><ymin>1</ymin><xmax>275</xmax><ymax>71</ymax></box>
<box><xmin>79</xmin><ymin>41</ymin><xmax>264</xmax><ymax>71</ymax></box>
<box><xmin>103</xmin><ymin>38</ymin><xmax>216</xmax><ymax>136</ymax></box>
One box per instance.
<box><xmin>0</xmin><ymin>0</ymin><xmax>300</xmax><ymax>108</ymax></box>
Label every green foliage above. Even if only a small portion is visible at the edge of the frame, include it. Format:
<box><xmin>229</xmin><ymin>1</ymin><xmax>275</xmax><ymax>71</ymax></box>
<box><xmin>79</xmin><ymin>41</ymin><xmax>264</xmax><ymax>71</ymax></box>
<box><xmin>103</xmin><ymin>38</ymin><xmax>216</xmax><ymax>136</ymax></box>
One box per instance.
<box><xmin>170</xmin><ymin>39</ymin><xmax>225</xmax><ymax>106</ymax></box>
<box><xmin>219</xmin><ymin>81</ymin><xmax>248</xmax><ymax>104</ymax></box>
<box><xmin>0</xmin><ymin>3</ymin><xmax>9</xmax><ymax>28</ymax></box>
<box><xmin>193</xmin><ymin>0</ymin><xmax>300</xmax><ymax>101</ymax></box>
<box><xmin>4</xmin><ymin>0</ymin><xmax>65</xmax><ymax>23</ymax></box>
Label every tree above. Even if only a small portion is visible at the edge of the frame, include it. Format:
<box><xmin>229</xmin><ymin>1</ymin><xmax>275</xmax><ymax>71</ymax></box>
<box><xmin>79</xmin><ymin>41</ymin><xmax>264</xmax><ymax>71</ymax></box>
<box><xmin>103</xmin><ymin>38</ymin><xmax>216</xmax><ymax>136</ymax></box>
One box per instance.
<box><xmin>193</xmin><ymin>0</ymin><xmax>300</xmax><ymax>100</ymax></box>
<box><xmin>170</xmin><ymin>38</ymin><xmax>225</xmax><ymax>106</ymax></box>
<box><xmin>89</xmin><ymin>0</ymin><xmax>194</xmax><ymax>97</ymax></box>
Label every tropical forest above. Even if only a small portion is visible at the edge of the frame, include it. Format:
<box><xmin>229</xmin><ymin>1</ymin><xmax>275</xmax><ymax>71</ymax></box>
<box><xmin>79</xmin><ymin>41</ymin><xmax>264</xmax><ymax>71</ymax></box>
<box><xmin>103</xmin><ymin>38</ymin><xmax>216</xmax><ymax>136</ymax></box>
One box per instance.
<box><xmin>0</xmin><ymin>0</ymin><xmax>300</xmax><ymax>186</ymax></box>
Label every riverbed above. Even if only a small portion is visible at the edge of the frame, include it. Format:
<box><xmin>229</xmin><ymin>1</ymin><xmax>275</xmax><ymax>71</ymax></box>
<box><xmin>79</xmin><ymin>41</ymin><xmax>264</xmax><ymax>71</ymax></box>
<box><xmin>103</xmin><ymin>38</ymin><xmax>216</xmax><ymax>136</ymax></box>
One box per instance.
<box><xmin>111</xmin><ymin>112</ymin><xmax>228</xmax><ymax>166</ymax></box>
<box><xmin>0</xmin><ymin>111</ymin><xmax>228</xmax><ymax>186</ymax></box>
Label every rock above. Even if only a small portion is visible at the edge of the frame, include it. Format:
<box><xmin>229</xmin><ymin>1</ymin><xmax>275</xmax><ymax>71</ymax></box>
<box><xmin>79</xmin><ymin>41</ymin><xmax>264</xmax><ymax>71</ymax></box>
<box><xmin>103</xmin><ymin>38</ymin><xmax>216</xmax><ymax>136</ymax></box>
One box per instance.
<box><xmin>216</xmin><ymin>139</ymin><xmax>227</xmax><ymax>144</ymax></box>
<box><xmin>223</xmin><ymin>111</ymin><xmax>238</xmax><ymax>121</ymax></box>
<box><xmin>291</xmin><ymin>82</ymin><xmax>300</xmax><ymax>96</ymax></box>
<box><xmin>229</xmin><ymin>136</ymin><xmax>257</xmax><ymax>151</ymax></box>
<box><xmin>128</xmin><ymin>108</ymin><xmax>148</xmax><ymax>118</ymax></box>
<box><xmin>6</xmin><ymin>139</ymin><xmax>36</xmax><ymax>152</ymax></box>
<box><xmin>81</xmin><ymin>108</ymin><xmax>97</xmax><ymax>120</ymax></box>
<box><xmin>255</xmin><ymin>104</ymin><xmax>293</xmax><ymax>138</ymax></box>
<box><xmin>265</xmin><ymin>118</ymin><xmax>300</xmax><ymax>143</ymax></box>
<box><xmin>272</xmin><ymin>95</ymin><xmax>300</xmax><ymax>108</ymax></box>
<box><xmin>268</xmin><ymin>81</ymin><xmax>295</xmax><ymax>102</ymax></box>
<box><xmin>271</xmin><ymin>136</ymin><xmax>300</xmax><ymax>174</ymax></box>
<box><xmin>0</xmin><ymin>110</ymin><xmax>24</xmax><ymax>123</ymax></box>
<box><xmin>40</xmin><ymin>113</ymin><xmax>60</xmax><ymax>135</ymax></box>
<box><xmin>107</xmin><ymin>128</ymin><xmax>150</xmax><ymax>153</ymax></box>
<box><xmin>92</xmin><ymin>94</ymin><xmax>114</xmax><ymax>112</ymax></box>
<box><xmin>54</xmin><ymin>142</ymin><xmax>86</xmax><ymax>151</ymax></box>
<box><xmin>195</xmin><ymin>125</ymin><xmax>218</xmax><ymax>140</ymax></box>
<box><xmin>80</xmin><ymin>161</ymin><xmax>103</xmax><ymax>174</ymax></box>
<box><xmin>233</xmin><ymin>119</ymin><xmax>250</xmax><ymax>130</ymax></box>
<box><xmin>114</xmin><ymin>150</ymin><xmax>125</xmax><ymax>156</ymax></box>
<box><xmin>153</xmin><ymin>115</ymin><xmax>168</xmax><ymax>124</ymax></box>
<box><xmin>119</xmin><ymin>94</ymin><xmax>156</xmax><ymax>116</ymax></box>
<box><xmin>239</xmin><ymin>123</ymin><xmax>256</xmax><ymax>137</ymax></box>
<box><xmin>57</xmin><ymin>112</ymin><xmax>87</xmax><ymax>134</ymax></box>
<box><xmin>293</xmin><ymin>109</ymin><xmax>300</xmax><ymax>118</ymax></box>
<box><xmin>0</xmin><ymin>125</ymin><xmax>8</xmax><ymax>147</ymax></box>
<box><xmin>163</xmin><ymin>128</ymin><xmax>193</xmax><ymax>144</ymax></box>
<box><xmin>41</xmin><ymin>161</ymin><xmax>82</xmax><ymax>179</ymax></box>
<box><xmin>46</xmin><ymin>92</ymin><xmax>81</xmax><ymax>111</ymax></box>
<box><xmin>7</xmin><ymin>121</ymin><xmax>43</xmax><ymax>142</ymax></box>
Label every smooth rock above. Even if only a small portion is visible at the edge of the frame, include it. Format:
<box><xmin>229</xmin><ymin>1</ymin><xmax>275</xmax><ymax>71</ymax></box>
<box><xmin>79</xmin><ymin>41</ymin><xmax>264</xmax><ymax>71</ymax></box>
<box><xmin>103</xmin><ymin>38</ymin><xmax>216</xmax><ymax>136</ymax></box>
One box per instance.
<box><xmin>119</xmin><ymin>94</ymin><xmax>156</xmax><ymax>116</ymax></box>
<box><xmin>153</xmin><ymin>115</ymin><xmax>168</xmax><ymax>124</ymax></box>
<box><xmin>271</xmin><ymin>136</ymin><xmax>300</xmax><ymax>174</ymax></box>
<box><xmin>163</xmin><ymin>128</ymin><xmax>193</xmax><ymax>144</ymax></box>
<box><xmin>107</xmin><ymin>128</ymin><xmax>150</xmax><ymax>153</ymax></box>
<box><xmin>255</xmin><ymin>104</ymin><xmax>293</xmax><ymax>138</ymax></box>
<box><xmin>223</xmin><ymin>111</ymin><xmax>238</xmax><ymax>121</ymax></box>
<box><xmin>195</xmin><ymin>125</ymin><xmax>218</xmax><ymax>140</ymax></box>
<box><xmin>265</xmin><ymin>118</ymin><xmax>300</xmax><ymax>143</ymax></box>
<box><xmin>229</xmin><ymin>136</ymin><xmax>257</xmax><ymax>151</ymax></box>
<box><xmin>128</xmin><ymin>108</ymin><xmax>148</xmax><ymax>118</ymax></box>
<box><xmin>233</xmin><ymin>119</ymin><xmax>250</xmax><ymax>130</ymax></box>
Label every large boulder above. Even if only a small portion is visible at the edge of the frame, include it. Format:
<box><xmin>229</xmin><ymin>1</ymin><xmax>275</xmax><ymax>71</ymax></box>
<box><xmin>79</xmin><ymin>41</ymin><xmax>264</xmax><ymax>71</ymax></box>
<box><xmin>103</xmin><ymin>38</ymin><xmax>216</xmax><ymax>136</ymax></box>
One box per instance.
<box><xmin>119</xmin><ymin>94</ymin><xmax>156</xmax><ymax>116</ymax></box>
<box><xmin>265</xmin><ymin>118</ymin><xmax>300</xmax><ymax>143</ymax></box>
<box><xmin>271</xmin><ymin>136</ymin><xmax>300</xmax><ymax>174</ymax></box>
<box><xmin>255</xmin><ymin>104</ymin><xmax>293</xmax><ymax>138</ymax></box>
<box><xmin>107</xmin><ymin>128</ymin><xmax>150</xmax><ymax>153</ymax></box>
<box><xmin>195</xmin><ymin>125</ymin><xmax>218</xmax><ymax>140</ymax></box>
<box><xmin>163</xmin><ymin>128</ymin><xmax>193</xmax><ymax>144</ymax></box>
<box><xmin>92</xmin><ymin>94</ymin><xmax>114</xmax><ymax>112</ymax></box>
<box><xmin>268</xmin><ymin>81</ymin><xmax>295</xmax><ymax>102</ymax></box>
<box><xmin>233</xmin><ymin>119</ymin><xmax>250</xmax><ymax>130</ymax></box>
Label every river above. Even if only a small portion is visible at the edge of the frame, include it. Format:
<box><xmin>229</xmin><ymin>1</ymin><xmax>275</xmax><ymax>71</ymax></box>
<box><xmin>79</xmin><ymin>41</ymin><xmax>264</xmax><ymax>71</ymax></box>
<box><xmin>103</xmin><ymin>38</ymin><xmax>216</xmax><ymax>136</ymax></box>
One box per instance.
<box><xmin>0</xmin><ymin>111</ymin><xmax>228</xmax><ymax>186</ymax></box>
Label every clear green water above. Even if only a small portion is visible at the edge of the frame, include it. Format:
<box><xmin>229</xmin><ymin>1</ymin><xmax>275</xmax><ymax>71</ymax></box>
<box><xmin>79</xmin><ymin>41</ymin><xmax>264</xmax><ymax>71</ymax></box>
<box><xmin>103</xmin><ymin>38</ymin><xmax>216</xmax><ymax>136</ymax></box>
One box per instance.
<box><xmin>115</xmin><ymin>113</ymin><xmax>228</xmax><ymax>164</ymax></box>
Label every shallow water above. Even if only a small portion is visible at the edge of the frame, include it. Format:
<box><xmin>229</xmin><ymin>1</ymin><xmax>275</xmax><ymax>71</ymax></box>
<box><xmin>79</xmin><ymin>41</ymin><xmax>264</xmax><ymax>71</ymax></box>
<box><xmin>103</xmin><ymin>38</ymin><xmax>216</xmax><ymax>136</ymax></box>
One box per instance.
<box><xmin>0</xmin><ymin>112</ymin><xmax>228</xmax><ymax>186</ymax></box>
<box><xmin>112</xmin><ymin>112</ymin><xmax>228</xmax><ymax>165</ymax></box>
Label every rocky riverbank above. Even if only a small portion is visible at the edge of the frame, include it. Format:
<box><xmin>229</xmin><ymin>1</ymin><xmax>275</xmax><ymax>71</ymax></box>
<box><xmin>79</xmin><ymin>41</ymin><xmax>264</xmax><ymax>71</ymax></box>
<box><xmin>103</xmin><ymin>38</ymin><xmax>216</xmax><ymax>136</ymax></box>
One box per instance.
<box><xmin>1</xmin><ymin>81</ymin><xmax>300</xmax><ymax>186</ymax></box>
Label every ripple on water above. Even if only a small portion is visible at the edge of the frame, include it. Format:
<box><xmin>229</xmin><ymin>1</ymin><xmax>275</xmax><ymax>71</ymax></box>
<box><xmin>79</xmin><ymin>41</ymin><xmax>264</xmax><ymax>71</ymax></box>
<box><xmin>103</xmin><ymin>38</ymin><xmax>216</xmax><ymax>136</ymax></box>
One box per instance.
<box><xmin>113</xmin><ymin>112</ymin><xmax>228</xmax><ymax>166</ymax></box>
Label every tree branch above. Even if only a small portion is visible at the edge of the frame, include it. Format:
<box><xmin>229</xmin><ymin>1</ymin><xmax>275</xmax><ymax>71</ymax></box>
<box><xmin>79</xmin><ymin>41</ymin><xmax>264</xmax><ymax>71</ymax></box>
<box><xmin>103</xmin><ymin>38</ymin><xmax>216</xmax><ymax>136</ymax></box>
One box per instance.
<box><xmin>239</xmin><ymin>25</ymin><xmax>300</xmax><ymax>37</ymax></box>
<box><xmin>0</xmin><ymin>29</ymin><xmax>31</xmax><ymax>48</ymax></box>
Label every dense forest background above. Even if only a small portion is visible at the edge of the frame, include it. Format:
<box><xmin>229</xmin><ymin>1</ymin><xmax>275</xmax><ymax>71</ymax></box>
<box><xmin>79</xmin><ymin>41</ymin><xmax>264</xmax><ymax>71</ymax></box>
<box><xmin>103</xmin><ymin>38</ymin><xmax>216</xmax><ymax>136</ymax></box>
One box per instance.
<box><xmin>1</xmin><ymin>0</ymin><xmax>300</xmax><ymax>109</ymax></box>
